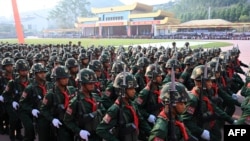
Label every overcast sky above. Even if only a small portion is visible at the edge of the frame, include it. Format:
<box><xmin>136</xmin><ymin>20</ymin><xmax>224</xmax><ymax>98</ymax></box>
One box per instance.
<box><xmin>0</xmin><ymin>0</ymin><xmax>173</xmax><ymax>18</ymax></box>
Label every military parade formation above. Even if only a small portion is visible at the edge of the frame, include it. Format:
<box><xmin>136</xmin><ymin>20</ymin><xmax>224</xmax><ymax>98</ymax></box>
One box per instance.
<box><xmin>0</xmin><ymin>40</ymin><xmax>249</xmax><ymax>141</ymax></box>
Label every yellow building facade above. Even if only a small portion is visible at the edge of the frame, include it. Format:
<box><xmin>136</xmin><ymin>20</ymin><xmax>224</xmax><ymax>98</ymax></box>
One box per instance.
<box><xmin>75</xmin><ymin>2</ymin><xmax>180</xmax><ymax>38</ymax></box>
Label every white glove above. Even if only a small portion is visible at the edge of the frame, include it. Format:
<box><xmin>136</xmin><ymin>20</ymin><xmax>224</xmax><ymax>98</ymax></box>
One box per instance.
<box><xmin>233</xmin><ymin>120</ymin><xmax>238</xmax><ymax>125</ymax></box>
<box><xmin>52</xmin><ymin>118</ymin><xmax>62</xmax><ymax>128</ymax></box>
<box><xmin>79</xmin><ymin>130</ymin><xmax>90</xmax><ymax>141</ymax></box>
<box><xmin>201</xmin><ymin>129</ymin><xmax>210</xmax><ymax>141</ymax></box>
<box><xmin>232</xmin><ymin>93</ymin><xmax>238</xmax><ymax>100</ymax></box>
<box><xmin>31</xmin><ymin>109</ymin><xmax>40</xmax><ymax>118</ymax></box>
<box><xmin>0</xmin><ymin>95</ymin><xmax>4</xmax><ymax>102</ymax></box>
<box><xmin>12</xmin><ymin>101</ymin><xmax>19</xmax><ymax>110</ymax></box>
<box><xmin>147</xmin><ymin>114</ymin><xmax>156</xmax><ymax>124</ymax></box>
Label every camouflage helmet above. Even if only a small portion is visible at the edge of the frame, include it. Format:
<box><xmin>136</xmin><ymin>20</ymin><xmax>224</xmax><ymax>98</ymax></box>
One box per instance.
<box><xmin>76</xmin><ymin>68</ymin><xmax>97</xmax><ymax>84</ymax></box>
<box><xmin>145</xmin><ymin>64</ymin><xmax>164</xmax><ymax>78</ymax></box>
<box><xmin>33</xmin><ymin>53</ymin><xmax>44</xmax><ymax>61</ymax></box>
<box><xmin>62</xmin><ymin>52</ymin><xmax>72</xmax><ymax>62</ymax></box>
<box><xmin>113</xmin><ymin>72</ymin><xmax>138</xmax><ymax>89</ymax></box>
<box><xmin>158</xmin><ymin>54</ymin><xmax>169</xmax><ymax>63</ymax></box>
<box><xmin>111</xmin><ymin>61</ymin><xmax>126</xmax><ymax>74</ymax></box>
<box><xmin>14</xmin><ymin>52</ymin><xmax>24</xmax><ymax>60</ymax></box>
<box><xmin>2</xmin><ymin>57</ymin><xmax>15</xmax><ymax>66</ymax></box>
<box><xmin>51</xmin><ymin>65</ymin><xmax>70</xmax><ymax>79</ymax></box>
<box><xmin>160</xmin><ymin>82</ymin><xmax>190</xmax><ymax>104</ymax></box>
<box><xmin>65</xmin><ymin>58</ymin><xmax>79</xmax><ymax>69</ymax></box>
<box><xmin>136</xmin><ymin>57</ymin><xmax>150</xmax><ymax>68</ymax></box>
<box><xmin>208</xmin><ymin>59</ymin><xmax>222</xmax><ymax>73</ymax></box>
<box><xmin>30</xmin><ymin>63</ymin><xmax>48</xmax><ymax>74</ymax></box>
<box><xmin>99</xmin><ymin>54</ymin><xmax>110</xmax><ymax>63</ymax></box>
<box><xmin>183</xmin><ymin>56</ymin><xmax>195</xmax><ymax>65</ymax></box>
<box><xmin>190</xmin><ymin>65</ymin><xmax>215</xmax><ymax>81</ymax></box>
<box><xmin>15</xmin><ymin>59</ymin><xmax>29</xmax><ymax>71</ymax></box>
<box><xmin>77</xmin><ymin>53</ymin><xmax>89</xmax><ymax>61</ymax></box>
<box><xmin>3</xmin><ymin>52</ymin><xmax>12</xmax><ymax>58</ymax></box>
<box><xmin>87</xmin><ymin>60</ymin><xmax>103</xmax><ymax>71</ymax></box>
<box><xmin>165</xmin><ymin>59</ymin><xmax>181</xmax><ymax>69</ymax></box>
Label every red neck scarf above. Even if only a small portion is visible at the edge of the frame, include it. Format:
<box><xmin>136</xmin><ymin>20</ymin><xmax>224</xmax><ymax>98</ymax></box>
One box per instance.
<box><xmin>226</xmin><ymin>68</ymin><xmax>234</xmax><ymax>79</ymax></box>
<box><xmin>115</xmin><ymin>100</ymin><xmax>139</xmax><ymax>130</ymax></box>
<box><xmin>153</xmin><ymin>90</ymin><xmax>162</xmax><ymax>103</ymax></box>
<box><xmin>85</xmin><ymin>97</ymin><xmax>97</xmax><ymax>112</ymax></box>
<box><xmin>61</xmin><ymin>90</ymin><xmax>69</xmax><ymax>109</ymax></box>
<box><xmin>38</xmin><ymin>85</ymin><xmax>47</xmax><ymax>96</ymax></box>
<box><xmin>159</xmin><ymin>110</ymin><xmax>189</xmax><ymax>141</ymax></box>
<box><xmin>212</xmin><ymin>83</ymin><xmax>218</xmax><ymax>97</ymax></box>
<box><xmin>125</xmin><ymin>105</ymin><xmax>139</xmax><ymax>130</ymax></box>
<box><xmin>103</xmin><ymin>70</ymin><xmax>110</xmax><ymax>79</ymax></box>
<box><xmin>5</xmin><ymin>76</ymin><xmax>13</xmax><ymax>80</ymax></box>
<box><xmin>202</xmin><ymin>96</ymin><xmax>215</xmax><ymax>128</ymax></box>
<box><xmin>20</xmin><ymin>81</ymin><xmax>29</xmax><ymax>88</ymax></box>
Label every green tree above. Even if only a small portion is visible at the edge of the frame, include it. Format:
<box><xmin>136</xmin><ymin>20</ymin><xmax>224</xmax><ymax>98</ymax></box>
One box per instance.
<box><xmin>48</xmin><ymin>0</ymin><xmax>90</xmax><ymax>28</ymax></box>
<box><xmin>239</xmin><ymin>15</ymin><xmax>250</xmax><ymax>22</ymax></box>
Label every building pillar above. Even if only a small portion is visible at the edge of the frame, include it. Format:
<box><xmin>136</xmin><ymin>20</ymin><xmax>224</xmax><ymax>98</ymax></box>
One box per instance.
<box><xmin>99</xmin><ymin>26</ymin><xmax>102</xmax><ymax>37</ymax></box>
<box><xmin>136</xmin><ymin>25</ymin><xmax>139</xmax><ymax>36</ymax></box>
<box><xmin>127</xmin><ymin>25</ymin><xmax>131</xmax><ymax>37</ymax></box>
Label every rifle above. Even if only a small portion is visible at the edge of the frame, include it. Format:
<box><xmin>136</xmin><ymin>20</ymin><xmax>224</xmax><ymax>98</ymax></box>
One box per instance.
<box><xmin>199</xmin><ymin>63</ymin><xmax>208</xmax><ymax>126</ymax></box>
<box><xmin>168</xmin><ymin>65</ymin><xmax>177</xmax><ymax>141</ymax></box>
<box><xmin>118</xmin><ymin>65</ymin><xmax>127</xmax><ymax>129</ymax></box>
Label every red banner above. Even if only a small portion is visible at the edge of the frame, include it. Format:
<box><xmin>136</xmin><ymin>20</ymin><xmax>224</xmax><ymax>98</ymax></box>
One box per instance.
<box><xmin>99</xmin><ymin>22</ymin><xmax>125</xmax><ymax>26</ymax></box>
<box><xmin>130</xmin><ymin>20</ymin><xmax>161</xmax><ymax>25</ymax></box>
<box><xmin>78</xmin><ymin>24</ymin><xmax>96</xmax><ymax>28</ymax></box>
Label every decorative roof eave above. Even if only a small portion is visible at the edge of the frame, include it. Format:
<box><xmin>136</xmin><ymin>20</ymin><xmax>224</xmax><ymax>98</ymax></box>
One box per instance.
<box><xmin>77</xmin><ymin>17</ymin><xmax>99</xmax><ymax>23</ymax></box>
<box><xmin>160</xmin><ymin>17</ymin><xmax>180</xmax><ymax>25</ymax></box>
<box><xmin>129</xmin><ymin>10</ymin><xmax>174</xmax><ymax>19</ymax></box>
<box><xmin>91</xmin><ymin>2</ymin><xmax>153</xmax><ymax>14</ymax></box>
<box><xmin>169</xmin><ymin>24</ymin><xmax>236</xmax><ymax>29</ymax></box>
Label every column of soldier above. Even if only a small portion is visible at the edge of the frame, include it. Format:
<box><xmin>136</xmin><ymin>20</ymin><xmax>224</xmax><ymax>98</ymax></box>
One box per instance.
<box><xmin>0</xmin><ymin>41</ymin><xmax>249</xmax><ymax>141</ymax></box>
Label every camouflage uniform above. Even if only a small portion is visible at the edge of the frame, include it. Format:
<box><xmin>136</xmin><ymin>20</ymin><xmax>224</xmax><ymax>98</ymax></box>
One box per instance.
<box><xmin>181</xmin><ymin>65</ymin><xmax>236</xmax><ymax>141</ymax></box>
<box><xmin>2</xmin><ymin>59</ymin><xmax>31</xmax><ymax>140</ymax></box>
<box><xmin>39</xmin><ymin>66</ymin><xmax>76</xmax><ymax>141</ymax></box>
<box><xmin>96</xmin><ymin>72</ymin><xmax>151</xmax><ymax>141</ymax></box>
<box><xmin>149</xmin><ymin>82</ymin><xmax>196</xmax><ymax>141</ymax></box>
<box><xmin>19</xmin><ymin>63</ymin><xmax>53</xmax><ymax>141</ymax></box>
<box><xmin>63</xmin><ymin>68</ymin><xmax>105</xmax><ymax>141</ymax></box>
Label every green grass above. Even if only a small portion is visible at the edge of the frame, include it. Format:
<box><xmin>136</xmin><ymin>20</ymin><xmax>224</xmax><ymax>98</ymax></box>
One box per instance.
<box><xmin>191</xmin><ymin>42</ymin><xmax>233</xmax><ymax>49</ymax></box>
<box><xmin>0</xmin><ymin>38</ymin><xmax>233</xmax><ymax>48</ymax></box>
<box><xmin>0</xmin><ymin>38</ymin><xmax>169</xmax><ymax>47</ymax></box>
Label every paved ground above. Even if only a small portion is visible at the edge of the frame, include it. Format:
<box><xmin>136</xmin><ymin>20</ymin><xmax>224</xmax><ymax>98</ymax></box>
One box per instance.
<box><xmin>0</xmin><ymin>40</ymin><xmax>249</xmax><ymax>141</ymax></box>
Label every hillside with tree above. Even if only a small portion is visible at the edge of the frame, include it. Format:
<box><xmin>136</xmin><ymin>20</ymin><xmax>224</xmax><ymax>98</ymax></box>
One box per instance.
<box><xmin>156</xmin><ymin>0</ymin><xmax>250</xmax><ymax>22</ymax></box>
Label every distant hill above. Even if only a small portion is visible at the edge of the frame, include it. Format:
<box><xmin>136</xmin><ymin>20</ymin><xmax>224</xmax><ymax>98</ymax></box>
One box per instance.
<box><xmin>89</xmin><ymin>0</ymin><xmax>123</xmax><ymax>8</ymax></box>
<box><xmin>155</xmin><ymin>0</ymin><xmax>250</xmax><ymax>22</ymax></box>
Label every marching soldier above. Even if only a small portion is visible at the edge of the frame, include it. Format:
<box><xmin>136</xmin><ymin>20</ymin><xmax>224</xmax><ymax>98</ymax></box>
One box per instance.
<box><xmin>134</xmin><ymin>57</ymin><xmax>150</xmax><ymax>93</ymax></box>
<box><xmin>0</xmin><ymin>57</ymin><xmax>15</xmax><ymax>134</ymax></box>
<box><xmin>39</xmin><ymin>65</ymin><xmax>76</xmax><ymax>141</ymax></box>
<box><xmin>179</xmin><ymin>56</ymin><xmax>195</xmax><ymax>91</ymax></box>
<box><xmin>96</xmin><ymin>71</ymin><xmax>151</xmax><ymax>141</ymax></box>
<box><xmin>2</xmin><ymin>59</ymin><xmax>30</xmax><ymax>141</ymax></box>
<box><xmin>181</xmin><ymin>65</ymin><xmax>237</xmax><ymax>141</ymax></box>
<box><xmin>64</xmin><ymin>68</ymin><xmax>105</xmax><ymax>141</ymax></box>
<box><xmin>135</xmin><ymin>63</ymin><xmax>164</xmax><ymax>140</ymax></box>
<box><xmin>65</xmin><ymin>58</ymin><xmax>79</xmax><ymax>88</ymax></box>
<box><xmin>87</xmin><ymin>60</ymin><xmax>105</xmax><ymax>99</ymax></box>
<box><xmin>235</xmin><ymin>79</ymin><xmax>250</xmax><ymax>125</ymax></box>
<box><xmin>149</xmin><ymin>82</ymin><xmax>197</xmax><ymax>141</ymax></box>
<box><xmin>162</xmin><ymin>59</ymin><xmax>182</xmax><ymax>85</ymax></box>
<box><xmin>101</xmin><ymin>61</ymin><xmax>126</xmax><ymax>110</ymax></box>
<box><xmin>19</xmin><ymin>63</ymin><xmax>53</xmax><ymax>141</ymax></box>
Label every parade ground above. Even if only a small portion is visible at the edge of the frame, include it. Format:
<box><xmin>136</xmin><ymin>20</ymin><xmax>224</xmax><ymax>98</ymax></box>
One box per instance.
<box><xmin>0</xmin><ymin>39</ymin><xmax>249</xmax><ymax>141</ymax></box>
